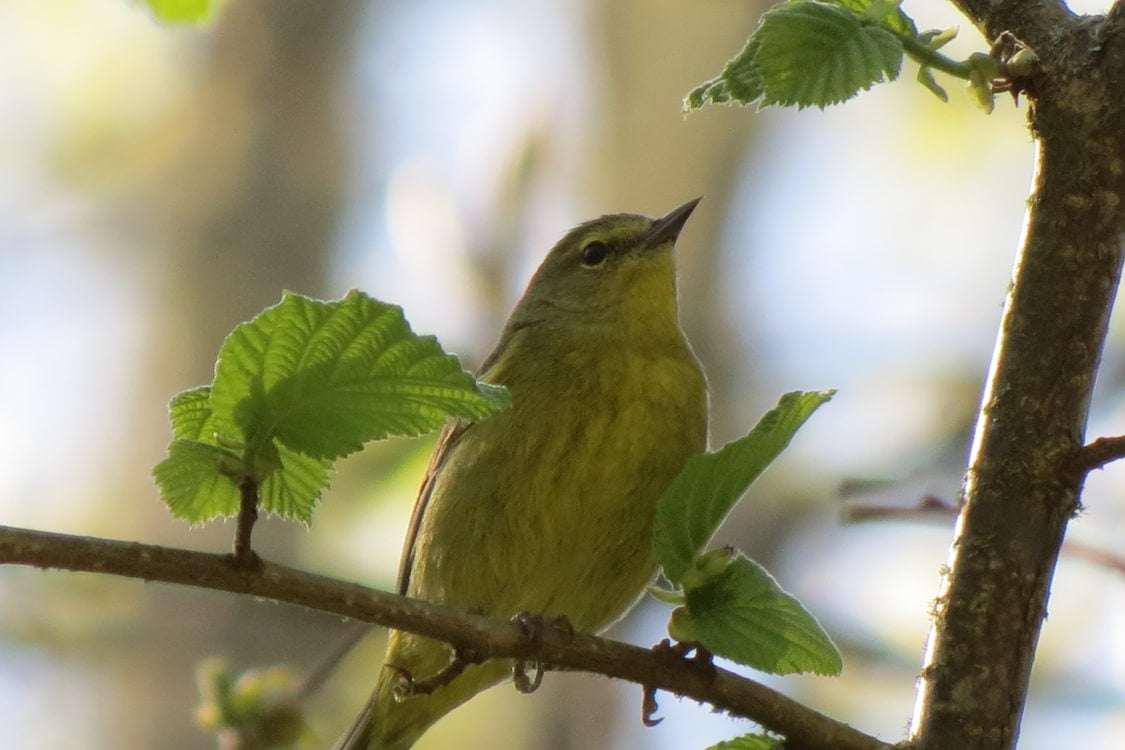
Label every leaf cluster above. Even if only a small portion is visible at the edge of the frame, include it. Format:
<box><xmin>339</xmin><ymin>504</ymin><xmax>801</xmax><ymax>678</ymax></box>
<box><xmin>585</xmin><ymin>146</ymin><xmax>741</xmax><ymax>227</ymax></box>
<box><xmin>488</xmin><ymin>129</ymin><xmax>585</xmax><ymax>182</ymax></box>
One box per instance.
<box><xmin>652</xmin><ymin>391</ymin><xmax>842</xmax><ymax>678</ymax></box>
<box><xmin>195</xmin><ymin>658</ymin><xmax>307</xmax><ymax>749</ymax></box>
<box><xmin>685</xmin><ymin>0</ymin><xmax>1000</xmax><ymax>111</ymax></box>
<box><xmin>153</xmin><ymin>291</ymin><xmax>508</xmax><ymax>524</ymax></box>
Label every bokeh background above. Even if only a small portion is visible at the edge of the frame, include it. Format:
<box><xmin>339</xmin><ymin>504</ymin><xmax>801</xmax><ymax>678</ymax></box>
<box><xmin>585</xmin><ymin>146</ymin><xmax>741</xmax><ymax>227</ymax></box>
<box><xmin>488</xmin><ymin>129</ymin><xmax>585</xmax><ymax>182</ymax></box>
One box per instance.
<box><xmin>1</xmin><ymin>0</ymin><xmax>1122</xmax><ymax>748</ymax></box>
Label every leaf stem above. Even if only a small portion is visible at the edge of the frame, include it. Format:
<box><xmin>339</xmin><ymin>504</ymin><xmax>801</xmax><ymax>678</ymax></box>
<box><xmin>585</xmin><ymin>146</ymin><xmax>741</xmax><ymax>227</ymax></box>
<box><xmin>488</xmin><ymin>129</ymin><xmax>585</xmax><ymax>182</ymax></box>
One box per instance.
<box><xmin>233</xmin><ymin>477</ymin><xmax>261</xmax><ymax>567</ymax></box>
<box><xmin>897</xmin><ymin>33</ymin><xmax>974</xmax><ymax>79</ymax></box>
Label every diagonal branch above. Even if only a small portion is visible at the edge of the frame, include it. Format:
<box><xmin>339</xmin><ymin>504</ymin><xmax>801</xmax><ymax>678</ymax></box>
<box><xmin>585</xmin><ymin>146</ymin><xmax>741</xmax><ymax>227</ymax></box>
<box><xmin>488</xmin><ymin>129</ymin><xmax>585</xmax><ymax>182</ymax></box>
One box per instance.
<box><xmin>0</xmin><ymin>524</ymin><xmax>889</xmax><ymax>750</ymax></box>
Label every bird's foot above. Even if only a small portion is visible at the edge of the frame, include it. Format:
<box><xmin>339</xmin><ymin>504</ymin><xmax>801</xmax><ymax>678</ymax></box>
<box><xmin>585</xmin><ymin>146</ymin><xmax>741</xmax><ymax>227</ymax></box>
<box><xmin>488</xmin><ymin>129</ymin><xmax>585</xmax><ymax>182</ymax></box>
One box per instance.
<box><xmin>510</xmin><ymin>612</ymin><xmax>574</xmax><ymax>693</ymax></box>
<box><xmin>387</xmin><ymin>646</ymin><xmax>481</xmax><ymax>700</ymax></box>
<box><xmin>642</xmin><ymin>640</ymin><xmax>716</xmax><ymax>726</ymax></box>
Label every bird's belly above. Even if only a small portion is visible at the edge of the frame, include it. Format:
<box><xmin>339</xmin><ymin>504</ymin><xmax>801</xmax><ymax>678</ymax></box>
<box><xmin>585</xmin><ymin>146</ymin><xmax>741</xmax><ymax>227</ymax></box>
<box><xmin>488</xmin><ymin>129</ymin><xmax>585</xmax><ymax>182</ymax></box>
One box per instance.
<box><xmin>413</xmin><ymin>384</ymin><xmax>702</xmax><ymax>635</ymax></box>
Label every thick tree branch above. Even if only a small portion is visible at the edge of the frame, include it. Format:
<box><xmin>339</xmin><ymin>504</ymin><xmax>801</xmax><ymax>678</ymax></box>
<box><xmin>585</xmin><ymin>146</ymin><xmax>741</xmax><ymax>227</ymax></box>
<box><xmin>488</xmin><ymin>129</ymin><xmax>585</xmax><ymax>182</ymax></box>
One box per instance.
<box><xmin>950</xmin><ymin>0</ymin><xmax>1074</xmax><ymax>50</ymax></box>
<box><xmin>0</xmin><ymin>524</ymin><xmax>889</xmax><ymax>750</ymax></box>
<box><xmin>909</xmin><ymin>5</ymin><xmax>1125</xmax><ymax>750</ymax></box>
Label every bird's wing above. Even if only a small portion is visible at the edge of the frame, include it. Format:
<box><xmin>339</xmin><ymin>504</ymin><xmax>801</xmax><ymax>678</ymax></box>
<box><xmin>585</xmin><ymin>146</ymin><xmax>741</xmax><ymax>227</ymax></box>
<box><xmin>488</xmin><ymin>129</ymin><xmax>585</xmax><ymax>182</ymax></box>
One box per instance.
<box><xmin>398</xmin><ymin>323</ymin><xmax>522</xmax><ymax>595</ymax></box>
<box><xmin>396</xmin><ymin>419</ymin><xmax>472</xmax><ymax>595</ymax></box>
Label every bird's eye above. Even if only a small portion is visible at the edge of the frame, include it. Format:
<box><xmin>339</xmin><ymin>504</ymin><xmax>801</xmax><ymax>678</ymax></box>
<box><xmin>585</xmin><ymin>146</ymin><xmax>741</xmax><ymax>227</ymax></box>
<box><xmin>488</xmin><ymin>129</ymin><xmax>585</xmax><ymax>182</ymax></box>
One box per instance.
<box><xmin>580</xmin><ymin>241</ymin><xmax>609</xmax><ymax>267</ymax></box>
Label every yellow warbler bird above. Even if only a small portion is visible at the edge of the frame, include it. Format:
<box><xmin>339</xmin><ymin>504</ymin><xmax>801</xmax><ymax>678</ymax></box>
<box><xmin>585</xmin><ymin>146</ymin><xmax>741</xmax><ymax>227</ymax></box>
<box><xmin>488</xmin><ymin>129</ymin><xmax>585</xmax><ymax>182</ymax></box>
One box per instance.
<box><xmin>336</xmin><ymin>199</ymin><xmax>709</xmax><ymax>749</ymax></box>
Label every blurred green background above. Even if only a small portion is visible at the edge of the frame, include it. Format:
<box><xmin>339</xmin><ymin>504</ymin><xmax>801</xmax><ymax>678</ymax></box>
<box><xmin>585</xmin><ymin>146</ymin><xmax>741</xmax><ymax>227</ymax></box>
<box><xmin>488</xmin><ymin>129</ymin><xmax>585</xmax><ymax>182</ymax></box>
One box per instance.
<box><xmin>0</xmin><ymin>0</ymin><xmax>1121</xmax><ymax>748</ymax></box>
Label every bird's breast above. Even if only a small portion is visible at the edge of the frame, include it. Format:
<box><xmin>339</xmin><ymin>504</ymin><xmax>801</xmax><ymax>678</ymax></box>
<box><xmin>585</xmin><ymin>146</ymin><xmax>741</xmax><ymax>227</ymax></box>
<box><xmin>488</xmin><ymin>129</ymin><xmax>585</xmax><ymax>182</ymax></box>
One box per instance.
<box><xmin>414</xmin><ymin>341</ymin><xmax>707</xmax><ymax>632</ymax></box>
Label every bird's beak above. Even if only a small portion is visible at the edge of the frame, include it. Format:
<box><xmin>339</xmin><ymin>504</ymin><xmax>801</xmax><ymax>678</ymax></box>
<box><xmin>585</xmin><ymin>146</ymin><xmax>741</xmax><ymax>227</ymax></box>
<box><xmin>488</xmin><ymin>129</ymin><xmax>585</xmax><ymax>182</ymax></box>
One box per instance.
<box><xmin>645</xmin><ymin>197</ymin><xmax>702</xmax><ymax>250</ymax></box>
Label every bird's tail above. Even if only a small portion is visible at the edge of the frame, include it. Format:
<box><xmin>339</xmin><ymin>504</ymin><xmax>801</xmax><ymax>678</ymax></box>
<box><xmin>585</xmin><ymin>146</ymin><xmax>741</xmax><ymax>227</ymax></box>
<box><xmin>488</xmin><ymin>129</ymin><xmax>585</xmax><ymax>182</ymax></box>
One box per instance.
<box><xmin>333</xmin><ymin>683</ymin><xmax>382</xmax><ymax>750</ymax></box>
<box><xmin>334</xmin><ymin>631</ymin><xmax>510</xmax><ymax>750</ymax></box>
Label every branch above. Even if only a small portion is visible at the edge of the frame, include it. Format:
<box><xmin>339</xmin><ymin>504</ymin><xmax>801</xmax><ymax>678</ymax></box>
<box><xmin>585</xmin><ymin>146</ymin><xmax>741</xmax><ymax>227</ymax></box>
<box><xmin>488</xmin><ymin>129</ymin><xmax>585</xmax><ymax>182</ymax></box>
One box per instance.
<box><xmin>908</xmin><ymin>3</ymin><xmax>1125</xmax><ymax>746</ymax></box>
<box><xmin>1071</xmin><ymin>435</ymin><xmax>1125</xmax><ymax>474</ymax></box>
<box><xmin>949</xmin><ymin>0</ymin><xmax>1073</xmax><ymax>51</ymax></box>
<box><xmin>1063</xmin><ymin>538</ymin><xmax>1125</xmax><ymax>576</ymax></box>
<box><xmin>0</xmin><ymin>524</ymin><xmax>889</xmax><ymax>750</ymax></box>
<box><xmin>233</xmin><ymin>477</ymin><xmax>260</xmax><ymax>566</ymax></box>
<box><xmin>841</xmin><ymin>494</ymin><xmax>1125</xmax><ymax>578</ymax></box>
<box><xmin>840</xmin><ymin>494</ymin><xmax>960</xmax><ymax>524</ymax></box>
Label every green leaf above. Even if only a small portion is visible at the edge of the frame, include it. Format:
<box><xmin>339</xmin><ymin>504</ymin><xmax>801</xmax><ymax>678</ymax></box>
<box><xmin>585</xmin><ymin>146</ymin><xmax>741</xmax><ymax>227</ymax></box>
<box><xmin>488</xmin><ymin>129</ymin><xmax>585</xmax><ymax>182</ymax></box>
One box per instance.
<box><xmin>684</xmin><ymin>37</ymin><xmax>764</xmax><ymax>110</ymax></box>
<box><xmin>917</xmin><ymin>26</ymin><xmax>959</xmax><ymax>50</ymax></box>
<box><xmin>153</xmin><ymin>290</ymin><xmax>507</xmax><ymax>524</ymax></box>
<box><xmin>686</xmin><ymin>0</ymin><xmax>923</xmax><ymax>111</ymax></box>
<box><xmin>707</xmin><ymin>734</ymin><xmax>785</xmax><ymax>750</ymax></box>
<box><xmin>144</xmin><ymin>0</ymin><xmax>221</xmax><ymax>23</ymax></box>
<box><xmin>679</xmin><ymin>546</ymin><xmax>737</xmax><ymax>591</ymax></box>
<box><xmin>654</xmin><ymin>390</ymin><xmax>834</xmax><ymax>584</ymax></box>
<box><xmin>258</xmin><ymin>448</ymin><xmax>332</xmax><ymax>524</ymax></box>
<box><xmin>833</xmin><ymin>0</ymin><xmax>918</xmax><ymax>36</ymax></box>
<box><xmin>647</xmin><ymin>586</ymin><xmax>685</xmax><ymax>606</ymax></box>
<box><xmin>169</xmin><ymin>386</ymin><xmax>214</xmax><ymax>440</ymax></box>
<box><xmin>917</xmin><ymin>65</ymin><xmax>949</xmax><ymax>102</ymax></box>
<box><xmin>685</xmin><ymin>555</ymin><xmax>843</xmax><ymax>675</ymax></box>
<box><xmin>965</xmin><ymin>52</ymin><xmax>999</xmax><ymax>113</ymax></box>
<box><xmin>211</xmin><ymin>290</ymin><xmax>509</xmax><ymax>461</ymax></box>
<box><xmin>153</xmin><ymin>440</ymin><xmax>242</xmax><ymax>522</ymax></box>
<box><xmin>755</xmin><ymin>2</ymin><xmax>903</xmax><ymax>108</ymax></box>
<box><xmin>153</xmin><ymin>438</ymin><xmax>331</xmax><ymax>524</ymax></box>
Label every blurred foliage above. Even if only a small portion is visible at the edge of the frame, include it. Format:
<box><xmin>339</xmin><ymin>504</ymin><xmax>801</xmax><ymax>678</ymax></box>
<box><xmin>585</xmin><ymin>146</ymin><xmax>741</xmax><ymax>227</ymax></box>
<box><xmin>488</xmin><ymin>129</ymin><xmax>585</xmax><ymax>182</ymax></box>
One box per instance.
<box><xmin>144</xmin><ymin>0</ymin><xmax>224</xmax><ymax>24</ymax></box>
<box><xmin>153</xmin><ymin>292</ymin><xmax>508</xmax><ymax>524</ymax></box>
<box><xmin>195</xmin><ymin>659</ymin><xmax>307</xmax><ymax>749</ymax></box>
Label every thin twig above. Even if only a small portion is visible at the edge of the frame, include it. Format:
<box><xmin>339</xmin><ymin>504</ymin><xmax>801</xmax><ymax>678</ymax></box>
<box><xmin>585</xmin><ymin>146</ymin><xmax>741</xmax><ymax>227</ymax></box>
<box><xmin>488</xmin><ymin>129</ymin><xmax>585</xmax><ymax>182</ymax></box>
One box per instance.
<box><xmin>1060</xmin><ymin>538</ymin><xmax>1125</xmax><ymax>576</ymax></box>
<box><xmin>299</xmin><ymin>621</ymin><xmax>370</xmax><ymax>700</ymax></box>
<box><xmin>843</xmin><ymin>495</ymin><xmax>1125</xmax><ymax>578</ymax></box>
<box><xmin>840</xmin><ymin>494</ymin><xmax>960</xmax><ymax>524</ymax></box>
<box><xmin>232</xmin><ymin>478</ymin><xmax>260</xmax><ymax>568</ymax></box>
<box><xmin>1071</xmin><ymin>435</ymin><xmax>1125</xmax><ymax>475</ymax></box>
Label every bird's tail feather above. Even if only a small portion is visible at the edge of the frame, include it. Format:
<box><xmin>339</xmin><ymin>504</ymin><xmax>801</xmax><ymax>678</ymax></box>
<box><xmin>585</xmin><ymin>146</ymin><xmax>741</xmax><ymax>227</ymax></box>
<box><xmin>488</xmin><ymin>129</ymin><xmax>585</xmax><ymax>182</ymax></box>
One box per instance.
<box><xmin>334</xmin><ymin>632</ymin><xmax>510</xmax><ymax>750</ymax></box>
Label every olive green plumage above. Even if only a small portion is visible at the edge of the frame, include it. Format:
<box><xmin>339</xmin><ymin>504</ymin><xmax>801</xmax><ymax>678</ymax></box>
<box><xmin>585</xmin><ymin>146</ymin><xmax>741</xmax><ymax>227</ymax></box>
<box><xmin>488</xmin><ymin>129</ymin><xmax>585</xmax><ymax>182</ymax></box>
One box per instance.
<box><xmin>336</xmin><ymin>200</ymin><xmax>709</xmax><ymax>749</ymax></box>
